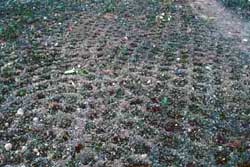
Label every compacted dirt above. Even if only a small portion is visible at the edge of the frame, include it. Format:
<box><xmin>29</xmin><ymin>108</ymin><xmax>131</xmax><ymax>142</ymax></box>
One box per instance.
<box><xmin>0</xmin><ymin>0</ymin><xmax>249</xmax><ymax>166</ymax></box>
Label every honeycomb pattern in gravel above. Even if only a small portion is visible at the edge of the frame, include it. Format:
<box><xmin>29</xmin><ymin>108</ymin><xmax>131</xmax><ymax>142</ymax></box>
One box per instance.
<box><xmin>0</xmin><ymin>0</ymin><xmax>249</xmax><ymax>166</ymax></box>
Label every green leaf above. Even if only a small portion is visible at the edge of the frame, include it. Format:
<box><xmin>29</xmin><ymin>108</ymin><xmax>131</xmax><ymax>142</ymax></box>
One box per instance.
<box><xmin>77</xmin><ymin>69</ymin><xmax>89</xmax><ymax>76</ymax></box>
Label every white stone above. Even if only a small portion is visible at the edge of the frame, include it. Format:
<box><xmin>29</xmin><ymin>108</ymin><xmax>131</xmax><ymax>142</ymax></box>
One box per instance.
<box><xmin>218</xmin><ymin>146</ymin><xmax>223</xmax><ymax>151</ymax></box>
<box><xmin>21</xmin><ymin>146</ymin><xmax>27</xmax><ymax>152</ymax></box>
<box><xmin>4</xmin><ymin>143</ymin><xmax>13</xmax><ymax>151</ymax></box>
<box><xmin>168</xmin><ymin>16</ymin><xmax>172</xmax><ymax>21</ymax></box>
<box><xmin>205</xmin><ymin>66</ymin><xmax>212</xmax><ymax>71</ymax></box>
<box><xmin>33</xmin><ymin>117</ymin><xmax>39</xmax><ymax>122</ymax></box>
<box><xmin>33</xmin><ymin>148</ymin><xmax>40</xmax><ymax>156</ymax></box>
<box><xmin>5</xmin><ymin>123</ymin><xmax>9</xmax><ymax>127</ymax></box>
<box><xmin>242</xmin><ymin>38</ymin><xmax>248</xmax><ymax>42</ymax></box>
<box><xmin>141</xmin><ymin>154</ymin><xmax>147</xmax><ymax>159</ymax></box>
<box><xmin>33</xmin><ymin>148</ymin><xmax>39</xmax><ymax>153</ymax></box>
<box><xmin>16</xmin><ymin>108</ymin><xmax>24</xmax><ymax>116</ymax></box>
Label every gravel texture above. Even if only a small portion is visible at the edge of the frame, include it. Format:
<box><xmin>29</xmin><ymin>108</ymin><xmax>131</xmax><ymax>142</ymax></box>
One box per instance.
<box><xmin>0</xmin><ymin>0</ymin><xmax>250</xmax><ymax>166</ymax></box>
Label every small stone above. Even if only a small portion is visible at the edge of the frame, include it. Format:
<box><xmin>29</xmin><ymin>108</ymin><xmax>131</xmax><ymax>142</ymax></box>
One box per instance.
<box><xmin>33</xmin><ymin>117</ymin><xmax>39</xmax><ymax>122</ymax></box>
<box><xmin>205</xmin><ymin>66</ymin><xmax>212</xmax><ymax>71</ymax></box>
<box><xmin>176</xmin><ymin>57</ymin><xmax>181</xmax><ymax>62</ymax></box>
<box><xmin>5</xmin><ymin>143</ymin><xmax>13</xmax><ymax>151</ymax></box>
<box><xmin>175</xmin><ymin>68</ymin><xmax>183</xmax><ymax>76</ymax></box>
<box><xmin>167</xmin><ymin>16</ymin><xmax>172</xmax><ymax>21</ymax></box>
<box><xmin>140</xmin><ymin>154</ymin><xmax>147</xmax><ymax>159</ymax></box>
<box><xmin>218</xmin><ymin>146</ymin><xmax>223</xmax><ymax>151</ymax></box>
<box><xmin>242</xmin><ymin>38</ymin><xmax>248</xmax><ymax>42</ymax></box>
<box><xmin>21</xmin><ymin>146</ymin><xmax>27</xmax><ymax>152</ymax></box>
<box><xmin>33</xmin><ymin>148</ymin><xmax>40</xmax><ymax>156</ymax></box>
<box><xmin>16</xmin><ymin>108</ymin><xmax>24</xmax><ymax>116</ymax></box>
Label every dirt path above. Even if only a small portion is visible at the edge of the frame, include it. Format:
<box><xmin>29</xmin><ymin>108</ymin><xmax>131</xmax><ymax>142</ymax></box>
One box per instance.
<box><xmin>189</xmin><ymin>0</ymin><xmax>250</xmax><ymax>51</ymax></box>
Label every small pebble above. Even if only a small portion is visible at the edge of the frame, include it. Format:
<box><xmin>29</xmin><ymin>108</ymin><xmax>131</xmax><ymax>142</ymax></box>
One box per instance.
<box><xmin>33</xmin><ymin>117</ymin><xmax>39</xmax><ymax>122</ymax></box>
<box><xmin>5</xmin><ymin>143</ymin><xmax>13</xmax><ymax>151</ymax></box>
<box><xmin>21</xmin><ymin>146</ymin><xmax>27</xmax><ymax>152</ymax></box>
<box><xmin>175</xmin><ymin>68</ymin><xmax>183</xmax><ymax>76</ymax></box>
<box><xmin>140</xmin><ymin>154</ymin><xmax>147</xmax><ymax>159</ymax></box>
<box><xmin>205</xmin><ymin>66</ymin><xmax>212</xmax><ymax>71</ymax></box>
<box><xmin>167</xmin><ymin>15</ymin><xmax>172</xmax><ymax>21</ymax></box>
<box><xmin>218</xmin><ymin>146</ymin><xmax>223</xmax><ymax>151</ymax></box>
<box><xmin>242</xmin><ymin>38</ymin><xmax>248</xmax><ymax>42</ymax></box>
<box><xmin>5</xmin><ymin>122</ymin><xmax>9</xmax><ymax>127</ymax></box>
<box><xmin>33</xmin><ymin>148</ymin><xmax>40</xmax><ymax>156</ymax></box>
<box><xmin>16</xmin><ymin>108</ymin><xmax>24</xmax><ymax>116</ymax></box>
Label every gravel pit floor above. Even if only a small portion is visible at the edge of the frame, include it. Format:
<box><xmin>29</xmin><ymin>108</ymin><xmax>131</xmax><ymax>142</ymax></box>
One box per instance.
<box><xmin>0</xmin><ymin>0</ymin><xmax>249</xmax><ymax>166</ymax></box>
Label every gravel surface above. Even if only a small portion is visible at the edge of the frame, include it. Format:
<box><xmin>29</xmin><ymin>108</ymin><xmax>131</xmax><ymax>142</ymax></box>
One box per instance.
<box><xmin>0</xmin><ymin>0</ymin><xmax>249</xmax><ymax>166</ymax></box>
